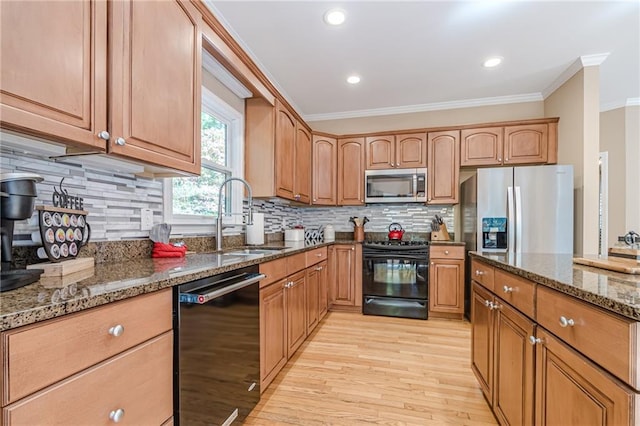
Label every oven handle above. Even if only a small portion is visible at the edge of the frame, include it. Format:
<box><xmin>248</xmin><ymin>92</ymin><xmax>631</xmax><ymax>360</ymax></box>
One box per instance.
<box><xmin>180</xmin><ymin>273</ymin><xmax>265</xmax><ymax>304</ymax></box>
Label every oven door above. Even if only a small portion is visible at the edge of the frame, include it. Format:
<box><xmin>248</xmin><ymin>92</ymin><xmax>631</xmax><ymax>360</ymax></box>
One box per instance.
<box><xmin>362</xmin><ymin>253</ymin><xmax>428</xmax><ymax>299</ymax></box>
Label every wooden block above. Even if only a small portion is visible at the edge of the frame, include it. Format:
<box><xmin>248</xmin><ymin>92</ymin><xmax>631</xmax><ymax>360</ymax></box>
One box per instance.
<box><xmin>431</xmin><ymin>223</ymin><xmax>451</xmax><ymax>241</ymax></box>
<box><xmin>608</xmin><ymin>247</ymin><xmax>640</xmax><ymax>260</ymax></box>
<box><xmin>27</xmin><ymin>257</ymin><xmax>95</xmax><ymax>277</ymax></box>
<box><xmin>573</xmin><ymin>257</ymin><xmax>640</xmax><ymax>274</ymax></box>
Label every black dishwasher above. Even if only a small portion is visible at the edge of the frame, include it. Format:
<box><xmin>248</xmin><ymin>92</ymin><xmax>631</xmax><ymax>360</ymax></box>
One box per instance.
<box><xmin>174</xmin><ymin>265</ymin><xmax>265</xmax><ymax>425</ymax></box>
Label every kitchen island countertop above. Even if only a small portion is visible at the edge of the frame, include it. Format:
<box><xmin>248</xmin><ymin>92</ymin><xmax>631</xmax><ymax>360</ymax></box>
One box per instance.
<box><xmin>0</xmin><ymin>240</ymin><xmax>357</xmax><ymax>331</ymax></box>
<box><xmin>470</xmin><ymin>252</ymin><xmax>640</xmax><ymax>321</ymax></box>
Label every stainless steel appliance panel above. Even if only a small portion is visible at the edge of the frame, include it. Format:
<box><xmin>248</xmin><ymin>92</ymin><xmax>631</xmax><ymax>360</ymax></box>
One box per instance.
<box><xmin>514</xmin><ymin>165</ymin><xmax>573</xmax><ymax>254</ymax></box>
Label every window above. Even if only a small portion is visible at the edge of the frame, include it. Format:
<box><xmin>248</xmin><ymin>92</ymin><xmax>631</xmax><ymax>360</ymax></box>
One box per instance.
<box><xmin>164</xmin><ymin>87</ymin><xmax>243</xmax><ymax>232</ymax></box>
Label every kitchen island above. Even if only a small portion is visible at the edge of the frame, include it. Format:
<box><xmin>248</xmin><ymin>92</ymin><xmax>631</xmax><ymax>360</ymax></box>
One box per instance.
<box><xmin>469</xmin><ymin>251</ymin><xmax>640</xmax><ymax>426</ymax></box>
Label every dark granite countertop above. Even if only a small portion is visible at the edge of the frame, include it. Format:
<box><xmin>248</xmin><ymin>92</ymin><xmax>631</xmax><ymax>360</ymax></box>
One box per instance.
<box><xmin>0</xmin><ymin>240</ymin><xmax>358</xmax><ymax>331</ymax></box>
<box><xmin>470</xmin><ymin>252</ymin><xmax>640</xmax><ymax>321</ymax></box>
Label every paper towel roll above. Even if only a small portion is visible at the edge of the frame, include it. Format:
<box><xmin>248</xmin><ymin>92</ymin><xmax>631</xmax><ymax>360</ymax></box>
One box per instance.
<box><xmin>246</xmin><ymin>213</ymin><xmax>264</xmax><ymax>245</ymax></box>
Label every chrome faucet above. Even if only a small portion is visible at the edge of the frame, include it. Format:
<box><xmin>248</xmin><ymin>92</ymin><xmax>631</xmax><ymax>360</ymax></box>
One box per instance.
<box><xmin>216</xmin><ymin>177</ymin><xmax>254</xmax><ymax>251</ymax></box>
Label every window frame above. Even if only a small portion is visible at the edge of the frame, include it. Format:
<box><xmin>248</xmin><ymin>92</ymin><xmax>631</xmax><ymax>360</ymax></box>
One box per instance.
<box><xmin>163</xmin><ymin>86</ymin><xmax>244</xmax><ymax>234</ymax></box>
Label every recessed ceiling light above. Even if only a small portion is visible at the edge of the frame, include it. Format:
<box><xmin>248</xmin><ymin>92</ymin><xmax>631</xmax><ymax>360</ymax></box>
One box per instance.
<box><xmin>347</xmin><ymin>75</ymin><xmax>361</xmax><ymax>84</ymax></box>
<box><xmin>324</xmin><ymin>8</ymin><xmax>346</xmax><ymax>26</ymax></box>
<box><xmin>483</xmin><ymin>56</ymin><xmax>503</xmax><ymax>68</ymax></box>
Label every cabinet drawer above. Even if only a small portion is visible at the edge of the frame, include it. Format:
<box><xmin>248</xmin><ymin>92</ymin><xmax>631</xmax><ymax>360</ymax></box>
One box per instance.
<box><xmin>430</xmin><ymin>245</ymin><xmax>464</xmax><ymax>259</ymax></box>
<box><xmin>259</xmin><ymin>257</ymin><xmax>288</xmax><ymax>288</ymax></box>
<box><xmin>287</xmin><ymin>253</ymin><xmax>306</xmax><ymax>275</ymax></box>
<box><xmin>305</xmin><ymin>247</ymin><xmax>328</xmax><ymax>267</ymax></box>
<box><xmin>537</xmin><ymin>286</ymin><xmax>640</xmax><ymax>390</ymax></box>
<box><xmin>1</xmin><ymin>289</ymin><xmax>172</xmax><ymax>404</ymax></box>
<box><xmin>4</xmin><ymin>332</ymin><xmax>173</xmax><ymax>425</ymax></box>
<box><xmin>493</xmin><ymin>269</ymin><xmax>535</xmax><ymax>319</ymax></box>
<box><xmin>471</xmin><ymin>259</ymin><xmax>495</xmax><ymax>291</ymax></box>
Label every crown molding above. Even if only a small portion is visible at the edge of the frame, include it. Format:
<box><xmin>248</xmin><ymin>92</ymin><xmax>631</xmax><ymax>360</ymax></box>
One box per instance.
<box><xmin>542</xmin><ymin>53</ymin><xmax>610</xmax><ymax>99</ymax></box>
<box><xmin>304</xmin><ymin>93</ymin><xmax>544</xmax><ymax>122</ymax></box>
<box><xmin>599</xmin><ymin>97</ymin><xmax>640</xmax><ymax>112</ymax></box>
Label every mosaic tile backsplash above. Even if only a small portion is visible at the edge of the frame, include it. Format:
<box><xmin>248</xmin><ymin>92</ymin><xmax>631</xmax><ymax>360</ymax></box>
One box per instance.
<box><xmin>1</xmin><ymin>142</ymin><xmax>453</xmax><ymax>247</ymax></box>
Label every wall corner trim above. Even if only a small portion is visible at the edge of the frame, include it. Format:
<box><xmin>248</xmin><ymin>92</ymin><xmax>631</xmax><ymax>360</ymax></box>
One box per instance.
<box><xmin>542</xmin><ymin>53</ymin><xmax>610</xmax><ymax>100</ymax></box>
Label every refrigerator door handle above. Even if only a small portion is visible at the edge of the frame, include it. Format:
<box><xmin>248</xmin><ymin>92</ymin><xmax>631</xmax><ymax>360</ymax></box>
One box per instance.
<box><xmin>515</xmin><ymin>186</ymin><xmax>522</xmax><ymax>253</ymax></box>
<box><xmin>507</xmin><ymin>186</ymin><xmax>515</xmax><ymax>253</ymax></box>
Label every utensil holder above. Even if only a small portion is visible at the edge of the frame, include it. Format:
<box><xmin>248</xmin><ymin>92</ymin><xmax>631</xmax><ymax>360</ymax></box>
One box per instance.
<box><xmin>431</xmin><ymin>223</ymin><xmax>450</xmax><ymax>241</ymax></box>
<box><xmin>354</xmin><ymin>225</ymin><xmax>364</xmax><ymax>242</ymax></box>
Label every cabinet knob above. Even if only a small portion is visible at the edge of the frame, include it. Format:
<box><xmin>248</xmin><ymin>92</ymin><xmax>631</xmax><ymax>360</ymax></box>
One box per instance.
<box><xmin>97</xmin><ymin>130</ymin><xmax>110</xmax><ymax>140</ymax></box>
<box><xmin>395</xmin><ymin>162</ymin><xmax>400</xmax><ymax>167</ymax></box>
<box><xmin>559</xmin><ymin>316</ymin><xmax>575</xmax><ymax>328</ymax></box>
<box><xmin>108</xmin><ymin>324</ymin><xmax>124</xmax><ymax>337</ymax></box>
<box><xmin>475</xmin><ymin>270</ymin><xmax>485</xmax><ymax>276</ymax></box>
<box><xmin>484</xmin><ymin>300</ymin><xmax>493</xmax><ymax>308</ymax></box>
<box><xmin>528</xmin><ymin>335</ymin><xmax>542</xmax><ymax>345</ymax></box>
<box><xmin>503</xmin><ymin>286</ymin><xmax>513</xmax><ymax>293</ymax></box>
<box><xmin>351</xmin><ymin>247</ymin><xmax>355</xmax><ymax>251</ymax></box>
<box><xmin>317</xmin><ymin>253</ymin><xmax>323</xmax><ymax>257</ymax></box>
<box><xmin>389</xmin><ymin>162</ymin><xmax>394</xmax><ymax>167</ymax></box>
<box><xmin>498</xmin><ymin>157</ymin><xmax>502</xmax><ymax>162</ymax></box>
<box><xmin>115</xmin><ymin>137</ymin><xmax>126</xmax><ymax>146</ymax></box>
<box><xmin>444</xmin><ymin>250</ymin><xmax>449</xmax><ymax>255</ymax></box>
<box><xmin>109</xmin><ymin>408</ymin><xmax>125</xmax><ymax>423</ymax></box>
<box><xmin>431</xmin><ymin>262</ymin><xmax>434</xmax><ymax>266</ymax></box>
<box><xmin>505</xmin><ymin>157</ymin><xmax>509</xmax><ymax>162</ymax></box>
<box><xmin>294</xmin><ymin>194</ymin><xmax>300</xmax><ymax>200</ymax></box>
<box><xmin>313</xmin><ymin>198</ymin><xmax>317</xmax><ymax>202</ymax></box>
<box><xmin>315</xmin><ymin>266</ymin><xmax>323</xmax><ymax>271</ymax></box>
<box><xmin>491</xmin><ymin>302</ymin><xmax>501</xmax><ymax>310</ymax></box>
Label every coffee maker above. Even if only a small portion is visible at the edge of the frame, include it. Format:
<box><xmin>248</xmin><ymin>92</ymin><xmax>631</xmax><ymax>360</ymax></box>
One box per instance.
<box><xmin>1</xmin><ymin>173</ymin><xmax>44</xmax><ymax>291</ymax></box>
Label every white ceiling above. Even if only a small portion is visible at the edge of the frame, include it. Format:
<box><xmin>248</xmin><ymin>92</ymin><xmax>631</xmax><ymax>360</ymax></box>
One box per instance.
<box><xmin>207</xmin><ymin>1</ymin><xmax>640</xmax><ymax>120</ymax></box>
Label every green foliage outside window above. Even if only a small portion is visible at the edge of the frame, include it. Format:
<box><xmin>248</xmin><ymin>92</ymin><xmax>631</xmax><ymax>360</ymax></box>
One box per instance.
<box><xmin>172</xmin><ymin>112</ymin><xmax>229</xmax><ymax>216</ymax></box>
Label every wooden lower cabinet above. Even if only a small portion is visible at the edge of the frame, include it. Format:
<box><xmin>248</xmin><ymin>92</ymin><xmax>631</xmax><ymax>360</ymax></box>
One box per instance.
<box><xmin>328</xmin><ymin>244</ymin><xmax>362</xmax><ymax>312</ymax></box>
<box><xmin>318</xmin><ymin>260</ymin><xmax>329</xmax><ymax>320</ymax></box>
<box><xmin>285</xmin><ymin>271</ymin><xmax>306</xmax><ymax>358</ymax></box>
<box><xmin>471</xmin><ymin>282</ymin><xmax>494</xmax><ymax>402</ymax></box>
<box><xmin>535</xmin><ymin>328</ymin><xmax>636</xmax><ymax>426</ymax></box>
<box><xmin>493</xmin><ymin>301</ymin><xmax>535</xmax><ymax>426</ymax></box>
<box><xmin>305</xmin><ymin>266</ymin><xmax>320</xmax><ymax>334</ymax></box>
<box><xmin>259</xmin><ymin>278</ymin><xmax>287</xmax><ymax>391</ymax></box>
<box><xmin>429</xmin><ymin>245</ymin><xmax>464</xmax><ymax>318</ymax></box>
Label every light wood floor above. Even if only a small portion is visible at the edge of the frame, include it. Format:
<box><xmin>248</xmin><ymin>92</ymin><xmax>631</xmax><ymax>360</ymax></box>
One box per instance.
<box><xmin>245</xmin><ymin>312</ymin><xmax>497</xmax><ymax>425</ymax></box>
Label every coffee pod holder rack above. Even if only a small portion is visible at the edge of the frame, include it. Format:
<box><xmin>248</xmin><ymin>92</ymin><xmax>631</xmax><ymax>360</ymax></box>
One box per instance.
<box><xmin>36</xmin><ymin>205</ymin><xmax>90</xmax><ymax>262</ymax></box>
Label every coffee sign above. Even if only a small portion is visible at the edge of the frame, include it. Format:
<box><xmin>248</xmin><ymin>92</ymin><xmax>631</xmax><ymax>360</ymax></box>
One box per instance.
<box><xmin>52</xmin><ymin>178</ymin><xmax>84</xmax><ymax>210</ymax></box>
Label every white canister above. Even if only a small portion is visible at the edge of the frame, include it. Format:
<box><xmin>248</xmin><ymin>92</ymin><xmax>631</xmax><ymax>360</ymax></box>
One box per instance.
<box><xmin>323</xmin><ymin>225</ymin><xmax>335</xmax><ymax>242</ymax></box>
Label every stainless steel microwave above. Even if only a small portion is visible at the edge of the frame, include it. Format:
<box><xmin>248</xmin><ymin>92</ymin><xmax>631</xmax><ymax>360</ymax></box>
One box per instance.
<box><xmin>364</xmin><ymin>168</ymin><xmax>427</xmax><ymax>203</ymax></box>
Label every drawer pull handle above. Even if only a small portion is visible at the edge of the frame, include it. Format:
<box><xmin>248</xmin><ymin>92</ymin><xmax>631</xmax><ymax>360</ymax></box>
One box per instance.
<box><xmin>475</xmin><ymin>270</ymin><xmax>484</xmax><ymax>276</ymax></box>
<box><xmin>108</xmin><ymin>324</ymin><xmax>125</xmax><ymax>337</ymax></box>
<box><xmin>503</xmin><ymin>286</ymin><xmax>513</xmax><ymax>293</ymax></box>
<box><xmin>529</xmin><ymin>336</ymin><xmax>542</xmax><ymax>345</ymax></box>
<box><xmin>559</xmin><ymin>316</ymin><xmax>575</xmax><ymax>328</ymax></box>
<box><xmin>109</xmin><ymin>408</ymin><xmax>125</xmax><ymax>423</ymax></box>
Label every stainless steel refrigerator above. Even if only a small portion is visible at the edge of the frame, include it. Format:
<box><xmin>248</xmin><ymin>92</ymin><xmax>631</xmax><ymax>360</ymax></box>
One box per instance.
<box><xmin>459</xmin><ymin>164</ymin><xmax>574</xmax><ymax>316</ymax></box>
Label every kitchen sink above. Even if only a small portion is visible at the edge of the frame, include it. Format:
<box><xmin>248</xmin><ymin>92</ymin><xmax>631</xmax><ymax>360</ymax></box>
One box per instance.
<box><xmin>223</xmin><ymin>247</ymin><xmax>287</xmax><ymax>256</ymax></box>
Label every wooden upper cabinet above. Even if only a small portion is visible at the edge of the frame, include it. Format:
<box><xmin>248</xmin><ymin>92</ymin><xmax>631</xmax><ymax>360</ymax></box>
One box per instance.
<box><xmin>0</xmin><ymin>0</ymin><xmax>108</xmax><ymax>150</ymax></box>
<box><xmin>337</xmin><ymin>138</ymin><xmax>365</xmax><ymax>205</ymax></box>
<box><xmin>365</xmin><ymin>135</ymin><xmax>395</xmax><ymax>169</ymax></box>
<box><xmin>109</xmin><ymin>0</ymin><xmax>201</xmax><ymax>174</ymax></box>
<box><xmin>462</xmin><ymin>121</ymin><xmax>557</xmax><ymax>167</ymax></box>
<box><xmin>312</xmin><ymin>135</ymin><xmax>337</xmax><ymax>205</ymax></box>
<box><xmin>294</xmin><ymin>123</ymin><xmax>312</xmax><ymax>204</ymax></box>
<box><xmin>365</xmin><ymin>133</ymin><xmax>426</xmax><ymax>169</ymax></box>
<box><xmin>461</xmin><ymin>127</ymin><xmax>503</xmax><ymax>166</ymax></box>
<box><xmin>274</xmin><ymin>101</ymin><xmax>296</xmax><ymax>199</ymax></box>
<box><xmin>427</xmin><ymin>130</ymin><xmax>460</xmax><ymax>204</ymax></box>
<box><xmin>504</xmin><ymin>124</ymin><xmax>548</xmax><ymax>165</ymax></box>
<box><xmin>395</xmin><ymin>133</ymin><xmax>427</xmax><ymax>168</ymax></box>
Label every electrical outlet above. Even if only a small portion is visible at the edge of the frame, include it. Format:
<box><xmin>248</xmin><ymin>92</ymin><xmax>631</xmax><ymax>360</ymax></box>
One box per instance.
<box><xmin>141</xmin><ymin>208</ymin><xmax>153</xmax><ymax>231</ymax></box>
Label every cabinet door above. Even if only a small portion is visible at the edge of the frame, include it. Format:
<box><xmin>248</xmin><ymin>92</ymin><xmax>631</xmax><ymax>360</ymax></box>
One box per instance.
<box><xmin>312</xmin><ymin>135</ymin><xmax>337</xmax><ymax>205</ymax></box>
<box><xmin>259</xmin><ymin>280</ymin><xmax>287</xmax><ymax>390</ymax></box>
<box><xmin>504</xmin><ymin>124</ymin><xmax>548</xmax><ymax>165</ymax></box>
<box><xmin>110</xmin><ymin>0</ymin><xmax>201</xmax><ymax>174</ymax></box>
<box><xmin>0</xmin><ymin>0</ymin><xmax>107</xmax><ymax>150</ymax></box>
<box><xmin>427</xmin><ymin>130</ymin><xmax>460</xmax><ymax>204</ymax></box>
<box><xmin>493</xmin><ymin>301</ymin><xmax>535</xmax><ymax>426</ymax></box>
<box><xmin>396</xmin><ymin>133</ymin><xmax>427</xmax><ymax>168</ymax></box>
<box><xmin>305</xmin><ymin>267</ymin><xmax>320</xmax><ymax>334</ymax></box>
<box><xmin>274</xmin><ymin>102</ymin><xmax>296</xmax><ymax>199</ymax></box>
<box><xmin>337</xmin><ymin>138</ymin><xmax>365</xmax><ymax>205</ymax></box>
<box><xmin>330</xmin><ymin>245</ymin><xmax>357</xmax><ymax>307</ymax></box>
<box><xmin>318</xmin><ymin>261</ymin><xmax>329</xmax><ymax>320</ymax></box>
<box><xmin>429</xmin><ymin>259</ymin><xmax>464</xmax><ymax>315</ymax></box>
<box><xmin>365</xmin><ymin>135</ymin><xmax>395</xmax><ymax>169</ymax></box>
<box><xmin>535</xmin><ymin>328</ymin><xmax>635</xmax><ymax>426</ymax></box>
<box><xmin>471</xmin><ymin>282</ymin><xmax>494</xmax><ymax>403</ymax></box>
<box><xmin>294</xmin><ymin>124</ymin><xmax>312</xmax><ymax>204</ymax></box>
<box><xmin>286</xmin><ymin>272</ymin><xmax>307</xmax><ymax>358</ymax></box>
<box><xmin>460</xmin><ymin>127</ymin><xmax>503</xmax><ymax>166</ymax></box>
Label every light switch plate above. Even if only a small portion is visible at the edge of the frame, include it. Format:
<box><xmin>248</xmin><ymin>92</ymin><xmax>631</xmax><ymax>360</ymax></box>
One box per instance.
<box><xmin>141</xmin><ymin>208</ymin><xmax>153</xmax><ymax>230</ymax></box>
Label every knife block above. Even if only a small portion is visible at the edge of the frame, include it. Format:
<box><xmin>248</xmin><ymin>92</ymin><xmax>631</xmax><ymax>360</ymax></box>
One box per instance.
<box><xmin>431</xmin><ymin>223</ymin><xmax>450</xmax><ymax>241</ymax></box>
